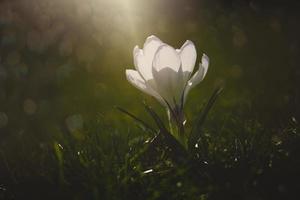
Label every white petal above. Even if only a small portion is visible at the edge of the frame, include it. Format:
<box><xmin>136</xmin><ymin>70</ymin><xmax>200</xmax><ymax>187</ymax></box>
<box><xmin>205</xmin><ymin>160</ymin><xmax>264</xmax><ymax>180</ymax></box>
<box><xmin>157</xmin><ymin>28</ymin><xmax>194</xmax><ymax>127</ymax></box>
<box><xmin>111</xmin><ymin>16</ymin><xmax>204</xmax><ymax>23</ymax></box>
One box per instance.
<box><xmin>143</xmin><ymin>35</ymin><xmax>163</xmax><ymax>57</ymax></box>
<box><xmin>134</xmin><ymin>52</ymin><xmax>152</xmax><ymax>80</ymax></box>
<box><xmin>152</xmin><ymin>68</ymin><xmax>177</xmax><ymax>107</ymax></box>
<box><xmin>188</xmin><ymin>64</ymin><xmax>206</xmax><ymax>87</ymax></box>
<box><xmin>134</xmin><ymin>35</ymin><xmax>164</xmax><ymax>81</ymax></box>
<box><xmin>177</xmin><ymin>40</ymin><xmax>197</xmax><ymax>73</ymax></box>
<box><xmin>133</xmin><ymin>45</ymin><xmax>141</xmax><ymax>69</ymax></box>
<box><xmin>152</xmin><ymin>45</ymin><xmax>184</xmax><ymax>107</ymax></box>
<box><xmin>152</xmin><ymin>44</ymin><xmax>181</xmax><ymax>72</ymax></box>
<box><xmin>189</xmin><ymin>53</ymin><xmax>209</xmax><ymax>87</ymax></box>
<box><xmin>126</xmin><ymin>69</ymin><xmax>164</xmax><ymax>104</ymax></box>
<box><xmin>201</xmin><ymin>53</ymin><xmax>209</xmax><ymax>75</ymax></box>
<box><xmin>133</xmin><ymin>46</ymin><xmax>145</xmax><ymax>73</ymax></box>
<box><xmin>183</xmin><ymin>53</ymin><xmax>209</xmax><ymax>103</ymax></box>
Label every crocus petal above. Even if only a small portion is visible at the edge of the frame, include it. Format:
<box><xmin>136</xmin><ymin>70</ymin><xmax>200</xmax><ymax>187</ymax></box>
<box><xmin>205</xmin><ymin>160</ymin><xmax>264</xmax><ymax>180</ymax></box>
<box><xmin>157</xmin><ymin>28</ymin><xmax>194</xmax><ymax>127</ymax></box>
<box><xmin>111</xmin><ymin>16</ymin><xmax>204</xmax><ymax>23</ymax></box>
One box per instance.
<box><xmin>133</xmin><ymin>46</ymin><xmax>148</xmax><ymax>77</ymax></box>
<box><xmin>128</xmin><ymin>35</ymin><xmax>209</xmax><ymax>110</ymax></box>
<box><xmin>189</xmin><ymin>53</ymin><xmax>209</xmax><ymax>87</ymax></box>
<box><xmin>133</xmin><ymin>45</ymin><xmax>141</xmax><ymax>69</ymax></box>
<box><xmin>183</xmin><ymin>53</ymin><xmax>209</xmax><ymax>103</ymax></box>
<box><xmin>152</xmin><ymin>44</ymin><xmax>181</xmax><ymax>72</ymax></box>
<box><xmin>133</xmin><ymin>35</ymin><xmax>163</xmax><ymax>81</ymax></box>
<box><xmin>143</xmin><ymin>35</ymin><xmax>163</xmax><ymax>57</ymax></box>
<box><xmin>126</xmin><ymin>69</ymin><xmax>164</xmax><ymax>104</ymax></box>
<box><xmin>177</xmin><ymin>40</ymin><xmax>197</xmax><ymax>74</ymax></box>
<box><xmin>152</xmin><ymin>44</ymin><xmax>183</xmax><ymax>106</ymax></box>
<box><xmin>201</xmin><ymin>53</ymin><xmax>209</xmax><ymax>75</ymax></box>
<box><xmin>152</xmin><ymin>67</ymin><xmax>177</xmax><ymax>107</ymax></box>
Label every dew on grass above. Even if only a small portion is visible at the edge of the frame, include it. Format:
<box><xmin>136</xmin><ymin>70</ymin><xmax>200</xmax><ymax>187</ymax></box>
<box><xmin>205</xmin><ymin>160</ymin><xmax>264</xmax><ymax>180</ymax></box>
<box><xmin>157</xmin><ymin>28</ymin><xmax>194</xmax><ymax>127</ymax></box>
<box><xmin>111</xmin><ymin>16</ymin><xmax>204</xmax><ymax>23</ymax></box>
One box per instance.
<box><xmin>176</xmin><ymin>182</ymin><xmax>182</xmax><ymax>188</ymax></box>
<box><xmin>0</xmin><ymin>185</ymin><xmax>6</xmax><ymax>191</ymax></box>
<box><xmin>58</xmin><ymin>143</ymin><xmax>63</xmax><ymax>150</ymax></box>
<box><xmin>143</xmin><ymin>169</ymin><xmax>153</xmax><ymax>174</ymax></box>
<box><xmin>272</xmin><ymin>135</ymin><xmax>282</xmax><ymax>146</ymax></box>
<box><xmin>268</xmin><ymin>160</ymin><xmax>273</xmax><ymax>168</ymax></box>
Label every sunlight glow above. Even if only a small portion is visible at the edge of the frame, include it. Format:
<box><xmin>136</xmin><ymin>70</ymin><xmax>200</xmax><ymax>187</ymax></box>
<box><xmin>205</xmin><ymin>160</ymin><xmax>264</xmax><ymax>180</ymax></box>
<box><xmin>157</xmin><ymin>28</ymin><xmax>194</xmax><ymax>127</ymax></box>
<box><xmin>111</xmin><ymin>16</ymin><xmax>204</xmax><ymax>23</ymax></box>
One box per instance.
<box><xmin>113</xmin><ymin>0</ymin><xmax>138</xmax><ymax>38</ymax></box>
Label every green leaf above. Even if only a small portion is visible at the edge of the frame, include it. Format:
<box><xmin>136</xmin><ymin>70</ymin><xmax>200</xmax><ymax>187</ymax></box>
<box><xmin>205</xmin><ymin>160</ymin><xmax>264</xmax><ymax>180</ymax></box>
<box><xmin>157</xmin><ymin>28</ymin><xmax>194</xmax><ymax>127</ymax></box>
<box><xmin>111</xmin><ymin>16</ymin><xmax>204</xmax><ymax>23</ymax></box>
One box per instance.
<box><xmin>143</xmin><ymin>102</ymin><xmax>169</xmax><ymax>133</ymax></box>
<box><xmin>143</xmin><ymin>102</ymin><xmax>188</xmax><ymax>160</ymax></box>
<box><xmin>53</xmin><ymin>141</ymin><xmax>65</xmax><ymax>183</ymax></box>
<box><xmin>188</xmin><ymin>86</ymin><xmax>223</xmax><ymax>151</ymax></box>
<box><xmin>116</xmin><ymin>106</ymin><xmax>156</xmax><ymax>134</ymax></box>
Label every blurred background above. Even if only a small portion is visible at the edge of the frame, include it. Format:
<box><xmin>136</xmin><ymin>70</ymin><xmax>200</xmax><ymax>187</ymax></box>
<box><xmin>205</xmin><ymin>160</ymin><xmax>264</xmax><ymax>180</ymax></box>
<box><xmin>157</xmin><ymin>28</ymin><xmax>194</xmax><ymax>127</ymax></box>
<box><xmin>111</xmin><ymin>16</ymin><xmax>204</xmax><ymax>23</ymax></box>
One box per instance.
<box><xmin>0</xmin><ymin>0</ymin><xmax>299</xmax><ymax>199</ymax></box>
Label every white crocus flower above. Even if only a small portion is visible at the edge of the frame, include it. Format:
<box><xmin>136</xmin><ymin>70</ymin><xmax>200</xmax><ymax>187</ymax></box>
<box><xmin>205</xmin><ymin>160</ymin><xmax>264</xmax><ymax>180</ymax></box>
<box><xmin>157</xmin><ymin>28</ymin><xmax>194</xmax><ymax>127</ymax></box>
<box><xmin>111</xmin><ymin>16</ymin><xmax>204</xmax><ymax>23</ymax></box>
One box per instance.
<box><xmin>126</xmin><ymin>35</ymin><xmax>209</xmax><ymax>114</ymax></box>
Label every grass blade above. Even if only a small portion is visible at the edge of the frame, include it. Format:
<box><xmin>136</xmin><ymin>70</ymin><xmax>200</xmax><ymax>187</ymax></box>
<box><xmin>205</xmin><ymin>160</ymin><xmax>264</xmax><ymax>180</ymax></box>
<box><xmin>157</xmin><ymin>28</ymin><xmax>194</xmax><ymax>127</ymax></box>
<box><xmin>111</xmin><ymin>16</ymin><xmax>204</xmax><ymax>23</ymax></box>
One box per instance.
<box><xmin>143</xmin><ymin>102</ymin><xmax>169</xmax><ymax>133</ymax></box>
<box><xmin>116</xmin><ymin>106</ymin><xmax>156</xmax><ymax>134</ymax></box>
<box><xmin>188</xmin><ymin>86</ymin><xmax>223</xmax><ymax>150</ymax></box>
<box><xmin>143</xmin><ymin>102</ymin><xmax>188</xmax><ymax>161</ymax></box>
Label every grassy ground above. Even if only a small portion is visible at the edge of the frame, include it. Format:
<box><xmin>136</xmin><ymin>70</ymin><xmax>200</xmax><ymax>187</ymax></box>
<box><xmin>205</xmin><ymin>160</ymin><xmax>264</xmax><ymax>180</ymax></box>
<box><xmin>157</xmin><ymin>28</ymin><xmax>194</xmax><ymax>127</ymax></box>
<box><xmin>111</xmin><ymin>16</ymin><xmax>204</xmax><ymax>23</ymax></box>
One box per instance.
<box><xmin>0</xmin><ymin>112</ymin><xmax>299</xmax><ymax>199</ymax></box>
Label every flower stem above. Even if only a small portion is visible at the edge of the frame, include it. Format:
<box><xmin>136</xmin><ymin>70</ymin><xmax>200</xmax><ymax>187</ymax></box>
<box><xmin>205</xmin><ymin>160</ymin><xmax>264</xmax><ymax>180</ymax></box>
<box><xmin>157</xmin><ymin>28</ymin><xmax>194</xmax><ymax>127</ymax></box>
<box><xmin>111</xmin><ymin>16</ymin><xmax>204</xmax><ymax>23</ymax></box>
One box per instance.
<box><xmin>167</xmin><ymin>108</ymin><xmax>187</xmax><ymax>149</ymax></box>
<box><xmin>167</xmin><ymin>109</ymin><xmax>175</xmax><ymax>136</ymax></box>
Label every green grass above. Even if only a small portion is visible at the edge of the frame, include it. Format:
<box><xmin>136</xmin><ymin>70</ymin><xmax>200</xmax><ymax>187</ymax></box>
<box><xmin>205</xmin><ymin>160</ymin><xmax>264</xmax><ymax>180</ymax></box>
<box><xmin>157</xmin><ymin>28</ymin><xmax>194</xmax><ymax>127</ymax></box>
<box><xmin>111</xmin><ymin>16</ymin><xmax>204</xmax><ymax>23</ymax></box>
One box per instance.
<box><xmin>0</xmin><ymin>110</ymin><xmax>299</xmax><ymax>199</ymax></box>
